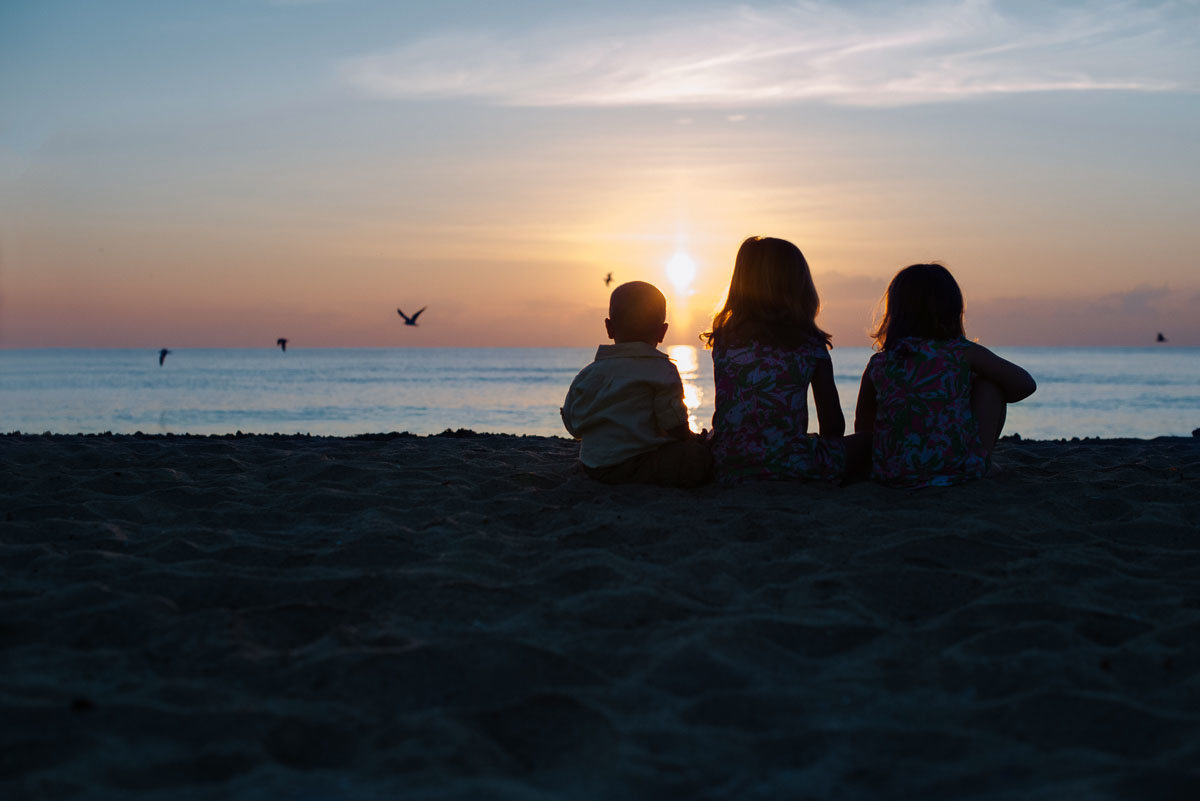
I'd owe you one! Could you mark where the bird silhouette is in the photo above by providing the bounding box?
[277,338,288,352]
[604,272,613,287]
[159,348,171,366]
[1157,332,1167,343]
[397,307,426,326]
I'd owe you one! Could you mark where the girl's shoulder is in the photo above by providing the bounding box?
[717,338,830,360]
[871,338,972,377]
[886,336,972,356]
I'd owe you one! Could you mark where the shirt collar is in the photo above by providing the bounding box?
[595,342,670,361]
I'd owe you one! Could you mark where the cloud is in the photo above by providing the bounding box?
[1105,283,1170,313]
[340,0,1196,108]
[964,282,1199,345]
[821,271,889,300]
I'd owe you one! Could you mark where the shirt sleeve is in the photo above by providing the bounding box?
[652,367,690,431]
[561,379,582,439]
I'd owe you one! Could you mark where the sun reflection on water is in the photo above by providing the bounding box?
[668,344,703,433]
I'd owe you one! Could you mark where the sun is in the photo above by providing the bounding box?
[665,251,696,295]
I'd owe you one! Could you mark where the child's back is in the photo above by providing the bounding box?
[864,336,987,487]
[562,341,688,469]
[711,338,845,481]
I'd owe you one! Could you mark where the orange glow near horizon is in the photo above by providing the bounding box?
[3,96,1198,348]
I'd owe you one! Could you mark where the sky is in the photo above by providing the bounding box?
[2,0,1198,348]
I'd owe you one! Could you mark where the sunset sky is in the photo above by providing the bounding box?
[3,0,1198,348]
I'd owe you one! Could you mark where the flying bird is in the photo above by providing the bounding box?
[604,272,613,287]
[1156,332,1167,343]
[397,307,426,326]
[277,338,288,352]
[159,348,171,366]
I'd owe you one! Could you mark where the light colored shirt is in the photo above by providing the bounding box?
[561,342,690,468]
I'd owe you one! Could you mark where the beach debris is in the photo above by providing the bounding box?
[277,338,288,352]
[1157,332,1167,342]
[397,307,426,326]
[158,348,171,366]
[604,272,613,287]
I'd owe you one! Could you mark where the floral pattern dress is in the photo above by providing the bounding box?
[865,337,987,488]
[710,340,846,482]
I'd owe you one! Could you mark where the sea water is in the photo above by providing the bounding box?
[1,347,1197,440]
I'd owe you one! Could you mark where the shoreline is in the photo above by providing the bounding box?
[3,433,1198,798]
[4,429,1197,440]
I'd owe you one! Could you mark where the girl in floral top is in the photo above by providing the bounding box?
[854,264,1036,488]
[703,236,866,482]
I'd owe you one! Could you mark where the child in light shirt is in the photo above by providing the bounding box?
[562,281,712,487]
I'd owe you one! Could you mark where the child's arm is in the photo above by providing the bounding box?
[853,368,876,435]
[966,344,1037,402]
[664,424,694,441]
[810,359,845,438]
[654,375,694,440]
[560,406,581,439]
[560,374,587,439]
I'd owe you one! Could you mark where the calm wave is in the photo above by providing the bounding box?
[1,347,1197,439]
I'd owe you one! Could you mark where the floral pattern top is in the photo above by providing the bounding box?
[865,336,987,488]
[710,340,846,482]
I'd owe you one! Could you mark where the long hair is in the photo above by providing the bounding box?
[701,236,832,349]
[871,263,965,350]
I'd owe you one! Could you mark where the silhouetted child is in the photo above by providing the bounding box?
[562,281,712,487]
[854,263,1036,487]
[703,236,866,482]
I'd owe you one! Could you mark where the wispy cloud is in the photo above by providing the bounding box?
[340,0,1196,107]
[967,282,1198,345]
[1106,283,1171,314]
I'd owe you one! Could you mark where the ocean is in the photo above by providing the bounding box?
[1,347,1197,440]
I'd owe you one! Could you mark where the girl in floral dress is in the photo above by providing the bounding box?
[703,236,866,482]
[854,264,1036,488]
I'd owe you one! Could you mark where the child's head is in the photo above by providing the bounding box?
[871,263,965,350]
[605,281,668,344]
[703,236,831,349]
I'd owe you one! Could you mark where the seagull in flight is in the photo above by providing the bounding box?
[604,272,613,287]
[277,338,288,352]
[159,348,171,366]
[397,307,426,326]
[1157,332,1167,343]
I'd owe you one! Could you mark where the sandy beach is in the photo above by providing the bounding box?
[2,431,1198,800]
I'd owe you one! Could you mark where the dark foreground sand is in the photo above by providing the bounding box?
[2,432,1199,800]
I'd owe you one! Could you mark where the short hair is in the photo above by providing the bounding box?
[871,263,965,350]
[608,281,667,341]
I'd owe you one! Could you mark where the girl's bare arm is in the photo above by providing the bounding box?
[854,369,876,435]
[811,359,845,438]
[966,344,1037,402]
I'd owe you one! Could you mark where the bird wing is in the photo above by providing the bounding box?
[411,306,426,322]
[397,308,410,322]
